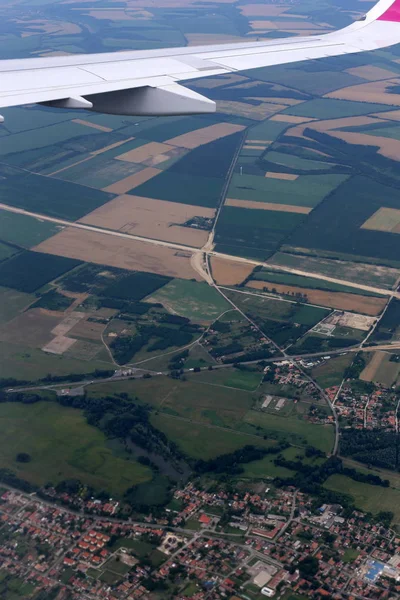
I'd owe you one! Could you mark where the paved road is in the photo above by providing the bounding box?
[1,201,398,300]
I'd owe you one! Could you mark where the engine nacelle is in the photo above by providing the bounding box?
[87,83,216,116]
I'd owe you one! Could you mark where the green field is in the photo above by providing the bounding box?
[150,413,273,460]
[324,474,400,524]
[225,289,328,326]
[0,241,18,262]
[89,373,256,429]
[228,173,346,207]
[132,171,224,208]
[0,164,114,221]
[0,251,80,293]
[0,402,151,495]
[0,209,61,248]
[241,446,301,479]
[0,287,34,324]
[0,341,114,380]
[285,99,394,118]
[188,368,263,391]
[243,410,334,454]
[268,252,400,290]
[147,279,230,322]
[265,150,336,172]
[311,354,354,389]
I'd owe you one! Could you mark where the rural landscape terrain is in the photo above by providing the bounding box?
[2,0,400,598]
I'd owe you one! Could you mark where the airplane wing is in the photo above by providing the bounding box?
[0,0,400,118]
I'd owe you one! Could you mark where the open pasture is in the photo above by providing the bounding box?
[242,409,334,454]
[81,195,214,248]
[311,353,353,389]
[360,351,400,386]
[146,279,230,322]
[33,228,200,280]
[150,413,272,460]
[0,308,61,348]
[0,402,151,495]
[0,287,35,324]
[324,474,400,524]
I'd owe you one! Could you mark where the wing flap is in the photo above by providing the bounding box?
[0,0,400,115]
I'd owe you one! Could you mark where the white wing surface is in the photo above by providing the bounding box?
[1,0,400,117]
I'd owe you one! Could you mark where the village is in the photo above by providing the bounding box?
[1,477,400,600]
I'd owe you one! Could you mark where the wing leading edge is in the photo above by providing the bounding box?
[1,0,400,117]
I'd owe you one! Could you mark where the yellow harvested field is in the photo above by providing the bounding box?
[329,130,400,161]
[360,351,386,382]
[102,167,162,194]
[211,256,254,286]
[371,108,400,121]
[244,145,269,150]
[225,199,311,213]
[271,114,316,124]
[72,119,113,132]
[80,195,213,248]
[247,140,273,144]
[85,9,137,19]
[191,74,245,89]
[361,207,400,233]
[33,228,200,280]
[92,138,136,156]
[165,123,245,149]
[326,79,400,105]
[68,318,106,341]
[42,336,76,355]
[247,281,387,316]
[265,172,299,181]
[240,5,289,16]
[346,65,398,81]
[186,33,245,45]
[115,141,174,163]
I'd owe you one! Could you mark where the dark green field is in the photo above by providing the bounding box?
[0,251,81,292]
[0,164,114,221]
[215,206,305,259]
[289,176,400,263]
[131,171,224,208]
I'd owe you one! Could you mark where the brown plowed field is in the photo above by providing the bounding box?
[211,256,254,285]
[33,228,201,280]
[225,198,310,213]
[247,281,387,315]
[165,123,245,148]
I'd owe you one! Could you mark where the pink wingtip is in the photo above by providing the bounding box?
[378,0,400,22]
